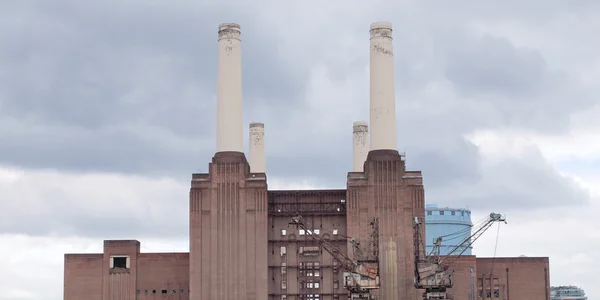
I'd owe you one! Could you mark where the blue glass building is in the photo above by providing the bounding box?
[425,204,473,256]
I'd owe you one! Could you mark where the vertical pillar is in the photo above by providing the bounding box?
[217,23,243,153]
[249,122,266,173]
[352,121,369,172]
[369,22,397,151]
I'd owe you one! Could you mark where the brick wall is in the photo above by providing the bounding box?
[63,240,190,300]
[64,254,103,300]
[476,257,550,300]
[136,253,189,299]
[446,255,478,300]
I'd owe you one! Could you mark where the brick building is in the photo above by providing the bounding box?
[64,22,551,300]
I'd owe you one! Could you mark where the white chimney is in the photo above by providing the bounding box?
[353,121,369,172]
[369,22,397,151]
[249,122,265,173]
[216,23,243,153]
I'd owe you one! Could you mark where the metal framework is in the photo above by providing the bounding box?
[268,190,347,215]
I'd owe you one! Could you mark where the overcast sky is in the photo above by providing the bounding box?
[1,0,599,299]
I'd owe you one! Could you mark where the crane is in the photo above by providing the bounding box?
[413,212,507,300]
[290,215,380,300]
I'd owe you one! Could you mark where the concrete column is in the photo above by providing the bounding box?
[353,121,369,172]
[249,122,265,173]
[369,22,397,151]
[216,23,243,153]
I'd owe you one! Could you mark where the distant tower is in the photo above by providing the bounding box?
[188,23,268,300]
[425,204,473,256]
[352,121,369,172]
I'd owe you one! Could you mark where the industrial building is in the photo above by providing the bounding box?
[63,22,551,300]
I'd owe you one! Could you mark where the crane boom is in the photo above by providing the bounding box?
[414,212,507,300]
[290,215,380,299]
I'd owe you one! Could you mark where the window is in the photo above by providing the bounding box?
[299,246,320,256]
[305,280,319,289]
[440,210,445,215]
[299,229,306,235]
[493,288,500,297]
[281,229,287,236]
[161,290,167,294]
[334,281,339,289]
[451,210,455,215]
[281,262,287,274]
[281,296,287,300]
[332,229,338,235]
[313,229,320,235]
[110,256,129,269]
[280,246,287,256]
[281,281,287,290]
[427,211,432,215]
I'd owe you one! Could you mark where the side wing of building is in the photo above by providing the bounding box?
[64,240,189,299]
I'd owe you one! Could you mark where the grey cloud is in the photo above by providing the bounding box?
[442,34,554,97]
[426,144,593,211]
[1,0,598,240]
[0,170,191,239]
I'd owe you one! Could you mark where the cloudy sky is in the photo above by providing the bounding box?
[1,0,599,299]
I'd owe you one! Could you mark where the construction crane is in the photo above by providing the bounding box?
[290,215,380,300]
[413,212,507,300]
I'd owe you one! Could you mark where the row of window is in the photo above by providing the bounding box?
[426,210,469,216]
[478,288,500,298]
[136,289,186,294]
[281,229,339,236]
[280,280,321,289]
[281,294,341,300]
[279,245,323,256]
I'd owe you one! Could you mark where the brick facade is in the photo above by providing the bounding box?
[63,151,550,300]
[64,240,189,299]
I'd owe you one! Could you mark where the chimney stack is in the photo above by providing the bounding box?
[369,22,397,151]
[216,23,243,153]
[353,121,369,172]
[249,122,266,173]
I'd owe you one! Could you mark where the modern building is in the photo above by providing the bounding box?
[551,286,588,300]
[425,204,473,256]
[63,22,551,300]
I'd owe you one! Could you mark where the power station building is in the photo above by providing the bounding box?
[63,22,551,300]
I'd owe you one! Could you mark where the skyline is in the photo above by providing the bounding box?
[1,1,599,299]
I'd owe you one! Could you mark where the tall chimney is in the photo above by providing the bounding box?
[369,22,397,151]
[249,122,266,173]
[353,121,369,172]
[216,23,243,153]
